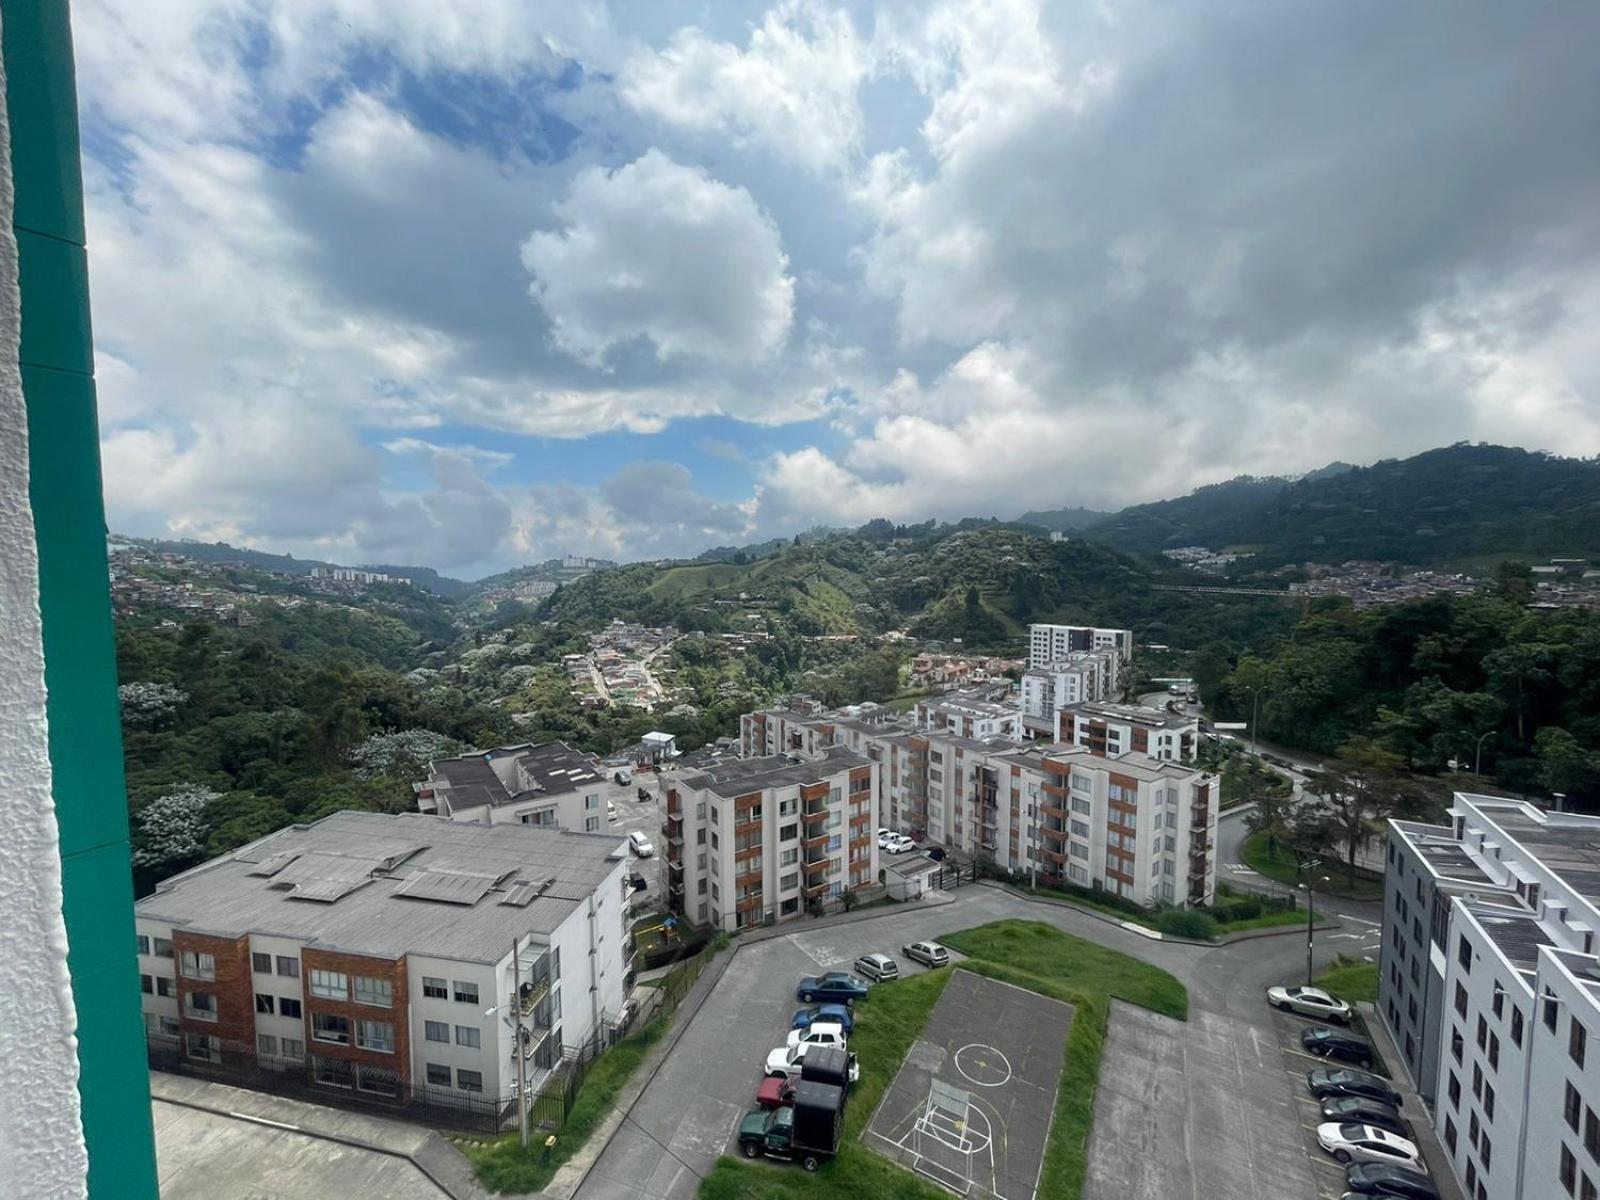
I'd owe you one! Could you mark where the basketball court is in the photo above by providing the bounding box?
[865,971,1074,1200]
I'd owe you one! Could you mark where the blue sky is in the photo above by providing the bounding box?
[72,0,1600,577]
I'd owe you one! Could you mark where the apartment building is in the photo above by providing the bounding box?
[1026,624,1132,671]
[661,747,878,932]
[1381,795,1600,1200]
[1019,652,1118,733]
[415,741,629,831]
[914,690,1021,742]
[135,812,629,1108]
[1056,701,1199,761]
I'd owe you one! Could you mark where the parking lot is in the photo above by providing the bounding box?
[603,779,662,908]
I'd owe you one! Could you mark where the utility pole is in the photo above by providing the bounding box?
[1473,729,1493,776]
[1301,856,1322,987]
[1250,687,1261,760]
[511,934,529,1150]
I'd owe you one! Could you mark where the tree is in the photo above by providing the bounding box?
[349,729,466,780]
[1491,560,1535,604]
[131,784,219,869]
[1534,727,1600,804]
[1483,642,1556,742]
[1299,741,1431,883]
[1244,767,1302,858]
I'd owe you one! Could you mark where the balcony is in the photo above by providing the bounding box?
[1037,846,1066,865]
[1039,801,1067,822]
[803,855,830,875]
[736,894,764,915]
[803,805,830,827]
[734,816,762,840]
[802,878,829,900]
[735,867,763,891]
[802,829,829,849]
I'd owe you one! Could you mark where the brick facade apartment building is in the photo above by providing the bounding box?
[136,812,629,1109]
[1381,794,1600,1200]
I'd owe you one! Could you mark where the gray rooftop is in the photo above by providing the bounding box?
[678,746,870,798]
[1465,900,1555,975]
[1486,807,1600,906]
[431,741,605,811]
[1391,820,1496,886]
[136,811,627,964]
[1064,701,1197,730]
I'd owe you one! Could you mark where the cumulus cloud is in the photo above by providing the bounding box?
[521,150,796,365]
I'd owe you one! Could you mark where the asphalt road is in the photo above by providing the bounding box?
[574,882,1361,1200]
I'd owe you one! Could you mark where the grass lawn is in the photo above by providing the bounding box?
[1316,954,1379,1003]
[1019,882,1309,940]
[700,919,1187,1200]
[1241,831,1385,901]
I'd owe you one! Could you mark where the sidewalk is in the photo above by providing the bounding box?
[1359,1003,1468,1200]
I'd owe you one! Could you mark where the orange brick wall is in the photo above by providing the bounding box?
[301,947,411,1078]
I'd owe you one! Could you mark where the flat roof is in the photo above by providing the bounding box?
[1482,806,1600,906]
[1464,899,1554,975]
[135,811,626,963]
[1390,820,1496,886]
[677,746,870,798]
[430,741,605,811]
[1063,701,1197,730]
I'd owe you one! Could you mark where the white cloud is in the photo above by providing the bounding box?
[521,150,796,366]
[620,0,868,173]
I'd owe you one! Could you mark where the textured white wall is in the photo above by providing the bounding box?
[0,24,91,1197]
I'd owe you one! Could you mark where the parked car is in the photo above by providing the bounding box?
[790,1004,854,1034]
[607,801,618,822]
[1302,1026,1376,1069]
[1306,1069,1403,1108]
[628,830,654,857]
[883,834,915,854]
[755,1075,797,1110]
[1343,1161,1440,1198]
[626,871,648,893]
[737,1084,842,1171]
[902,941,950,967]
[926,846,947,862]
[854,953,899,981]
[1316,1123,1423,1170]
[1268,984,1353,1023]
[613,768,633,785]
[1320,1096,1408,1136]
[876,828,893,846]
[766,1042,861,1082]
[786,1022,847,1052]
[796,972,870,1004]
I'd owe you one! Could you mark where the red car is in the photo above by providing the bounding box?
[756,1075,797,1109]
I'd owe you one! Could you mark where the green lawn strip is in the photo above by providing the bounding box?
[1241,831,1385,900]
[467,1017,666,1193]
[1216,908,1312,934]
[1316,954,1379,1003]
[1017,883,1306,941]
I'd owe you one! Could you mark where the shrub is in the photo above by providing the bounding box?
[1156,910,1218,939]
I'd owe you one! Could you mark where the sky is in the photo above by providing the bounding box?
[74,0,1600,578]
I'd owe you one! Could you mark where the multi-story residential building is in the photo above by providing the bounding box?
[914,690,1021,742]
[1019,652,1119,733]
[1056,701,1199,761]
[1381,794,1600,1200]
[660,748,878,932]
[415,741,628,831]
[135,812,629,1109]
[1026,624,1132,671]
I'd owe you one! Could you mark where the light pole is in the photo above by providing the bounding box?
[486,934,530,1150]
[1470,730,1493,776]
[1298,856,1325,987]
[1248,687,1262,760]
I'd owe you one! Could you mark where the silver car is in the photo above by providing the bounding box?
[1267,984,1352,1023]
[901,941,949,968]
[854,953,899,981]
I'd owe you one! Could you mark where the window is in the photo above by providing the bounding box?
[1477,1015,1487,1049]
[1480,1135,1491,1171]
[257,1034,278,1058]
[280,997,302,1019]
[1564,1145,1578,1195]
[780,824,797,842]
[1484,1082,1495,1121]
[1548,989,1562,1032]
[356,1020,394,1053]
[314,1057,354,1089]
[1586,1107,1599,1160]
[1493,984,1505,1019]
[180,950,216,981]
[1489,1032,1500,1070]
[1472,1063,1482,1098]
[357,1065,400,1097]
[457,1069,483,1093]
[312,1013,351,1045]
[159,1016,180,1036]
[184,992,217,1022]
[426,1063,452,1087]
[1574,1019,1589,1068]
[255,993,275,1015]
[585,816,599,831]
[422,976,448,1000]
[185,1033,220,1063]
[1445,1116,1457,1153]
[780,848,798,867]
[137,935,150,956]
[1455,982,1469,1017]
[1458,934,1472,971]
[1584,1174,1598,1200]
[252,952,272,974]
[1451,1027,1464,1064]
[1513,1006,1525,1046]
[1448,1072,1461,1108]
[156,977,175,998]
[780,872,798,891]
[1570,1083,1584,1132]
[140,974,153,995]
[281,1038,303,1059]
[455,1025,481,1049]
[309,969,348,1000]
[353,976,393,1008]
[153,937,173,958]
[425,1020,449,1043]
[453,980,479,1005]
[276,955,299,978]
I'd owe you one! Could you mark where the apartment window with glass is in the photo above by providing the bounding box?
[356,1020,394,1053]
[312,1013,351,1045]
[257,1034,278,1058]
[309,969,348,1000]
[252,951,272,974]
[1548,989,1563,1032]
[422,976,448,1000]
[276,955,299,978]
[452,980,479,1005]
[456,1025,481,1049]
[185,1033,221,1063]
[185,991,217,1022]
[1586,1107,1600,1160]
[1513,1006,1525,1046]
[281,1038,303,1059]
[426,1063,452,1087]
[153,937,174,958]
[457,1069,484,1093]
[353,976,393,1008]
[136,934,150,956]
[1564,1146,1578,1195]
[1448,1072,1461,1108]
[1567,1084,1582,1132]
[180,950,216,981]
[280,997,302,1019]
[425,1020,449,1043]
[1456,982,1469,1017]
[156,976,175,998]
[1573,1018,1589,1068]
[255,993,275,1015]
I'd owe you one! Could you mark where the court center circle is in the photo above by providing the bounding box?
[954,1043,1012,1087]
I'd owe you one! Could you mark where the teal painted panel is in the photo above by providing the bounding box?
[17,228,93,373]
[69,961,160,1200]
[22,365,130,859]
[0,0,84,242]
[60,841,142,979]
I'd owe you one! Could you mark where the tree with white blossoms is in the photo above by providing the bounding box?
[118,681,189,727]
[131,784,219,868]
[348,729,465,781]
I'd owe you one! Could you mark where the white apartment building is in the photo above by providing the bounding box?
[914,691,1021,742]
[1381,795,1600,1200]
[1019,652,1118,731]
[1057,701,1199,761]
[661,747,878,932]
[135,812,629,1109]
[415,741,632,831]
[1026,624,1132,671]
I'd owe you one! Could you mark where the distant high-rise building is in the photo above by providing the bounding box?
[1027,624,1133,671]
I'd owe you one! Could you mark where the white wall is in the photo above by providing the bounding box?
[407,953,501,1096]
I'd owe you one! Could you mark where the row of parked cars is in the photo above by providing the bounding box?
[1268,983,1441,1200]
[736,944,952,1171]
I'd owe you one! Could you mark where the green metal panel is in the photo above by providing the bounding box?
[4,1,160,1196]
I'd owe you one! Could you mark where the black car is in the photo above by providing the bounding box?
[1320,1095,1408,1136]
[1344,1161,1439,1199]
[1306,1069,1403,1108]
[1302,1026,1376,1069]
[627,872,648,892]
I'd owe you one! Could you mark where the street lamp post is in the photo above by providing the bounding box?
[1299,856,1324,987]
[1472,730,1493,776]
[486,936,531,1150]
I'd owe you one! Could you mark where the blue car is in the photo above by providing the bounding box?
[790,1003,855,1033]
[795,972,870,1004]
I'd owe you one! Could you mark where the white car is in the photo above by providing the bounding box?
[876,828,893,846]
[628,830,654,857]
[1267,984,1353,1023]
[785,1021,847,1051]
[1315,1122,1424,1170]
[883,834,915,854]
[607,802,618,822]
[765,1042,860,1082]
